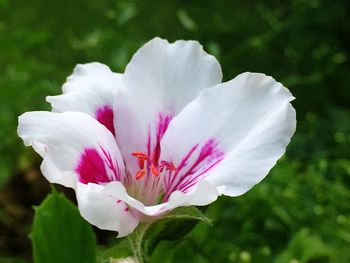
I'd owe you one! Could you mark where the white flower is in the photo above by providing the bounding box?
[18,38,296,237]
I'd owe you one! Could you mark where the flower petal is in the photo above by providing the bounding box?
[17,111,124,188]
[76,182,139,237]
[115,38,222,173]
[76,179,218,225]
[160,72,296,196]
[47,63,123,135]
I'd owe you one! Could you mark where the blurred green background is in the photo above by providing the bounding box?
[1,0,350,262]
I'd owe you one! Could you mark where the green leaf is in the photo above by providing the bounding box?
[128,206,211,263]
[97,239,132,263]
[31,190,97,263]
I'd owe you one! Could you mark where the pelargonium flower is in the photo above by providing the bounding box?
[18,38,296,237]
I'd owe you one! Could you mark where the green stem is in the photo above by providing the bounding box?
[127,223,151,263]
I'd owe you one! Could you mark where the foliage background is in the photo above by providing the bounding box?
[0,0,349,262]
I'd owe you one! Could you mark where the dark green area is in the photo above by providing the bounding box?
[128,206,211,263]
[0,0,349,262]
[31,191,96,263]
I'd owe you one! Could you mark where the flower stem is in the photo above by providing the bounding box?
[127,223,151,263]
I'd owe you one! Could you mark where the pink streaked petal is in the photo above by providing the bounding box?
[96,106,115,136]
[76,148,109,184]
[145,113,172,175]
[76,147,121,184]
[160,72,296,197]
[124,113,173,203]
[114,38,222,175]
[18,111,125,189]
[163,138,224,200]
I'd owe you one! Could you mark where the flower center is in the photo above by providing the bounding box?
[131,151,177,180]
[123,152,177,205]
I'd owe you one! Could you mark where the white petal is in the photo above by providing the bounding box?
[47,63,123,135]
[77,180,218,224]
[76,182,139,237]
[160,72,296,196]
[17,111,124,188]
[115,37,222,173]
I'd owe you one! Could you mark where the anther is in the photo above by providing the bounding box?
[150,164,160,177]
[160,160,177,171]
[132,151,150,160]
[132,151,176,179]
[138,158,145,169]
[136,170,146,180]
[132,151,150,169]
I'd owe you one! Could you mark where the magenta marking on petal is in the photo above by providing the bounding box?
[156,114,172,141]
[180,158,223,193]
[76,148,111,184]
[76,147,121,184]
[143,113,173,188]
[100,146,121,181]
[152,114,172,165]
[164,139,224,200]
[146,128,151,157]
[96,106,115,136]
[164,144,199,189]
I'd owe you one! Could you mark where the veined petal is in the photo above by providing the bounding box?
[76,180,218,228]
[160,73,296,196]
[47,63,123,135]
[17,111,124,188]
[115,37,222,173]
[76,182,139,237]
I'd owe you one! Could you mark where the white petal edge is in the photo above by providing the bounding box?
[159,72,296,197]
[76,182,139,237]
[213,103,296,196]
[17,111,124,188]
[122,37,222,113]
[47,62,123,116]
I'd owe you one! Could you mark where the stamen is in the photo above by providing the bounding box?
[160,160,177,171]
[136,170,146,180]
[132,151,150,160]
[138,158,145,169]
[131,151,176,179]
[150,164,160,177]
[132,151,150,169]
